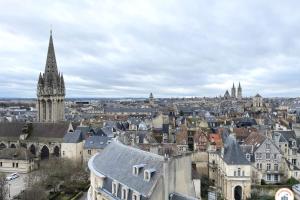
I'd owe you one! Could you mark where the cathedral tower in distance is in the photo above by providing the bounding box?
[37,31,65,122]
[231,83,236,98]
[237,82,242,100]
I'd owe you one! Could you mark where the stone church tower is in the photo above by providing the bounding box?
[37,31,65,122]
[231,83,236,99]
[237,82,242,100]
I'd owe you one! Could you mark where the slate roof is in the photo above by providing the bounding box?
[223,134,250,165]
[0,122,71,139]
[84,136,110,149]
[244,132,266,152]
[90,141,164,197]
[0,148,35,160]
[169,193,198,200]
[63,130,83,143]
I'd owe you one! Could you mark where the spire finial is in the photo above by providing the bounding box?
[50,24,53,36]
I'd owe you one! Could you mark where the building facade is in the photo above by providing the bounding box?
[88,141,198,200]
[37,31,65,122]
[209,134,251,200]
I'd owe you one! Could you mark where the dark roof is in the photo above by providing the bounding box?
[169,193,198,200]
[223,134,250,165]
[84,136,110,149]
[0,122,71,139]
[63,130,83,143]
[90,141,164,197]
[0,148,35,160]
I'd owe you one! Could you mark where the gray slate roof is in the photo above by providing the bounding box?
[0,122,72,139]
[84,136,110,149]
[63,130,83,143]
[223,134,250,165]
[169,193,198,200]
[91,141,164,197]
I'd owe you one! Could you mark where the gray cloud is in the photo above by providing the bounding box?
[1,0,300,98]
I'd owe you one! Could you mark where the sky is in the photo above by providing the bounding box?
[1,0,300,98]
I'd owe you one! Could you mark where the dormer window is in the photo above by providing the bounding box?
[144,169,156,181]
[121,186,128,200]
[132,192,140,200]
[112,181,119,196]
[132,164,146,176]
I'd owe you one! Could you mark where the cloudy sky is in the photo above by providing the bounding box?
[1,0,300,98]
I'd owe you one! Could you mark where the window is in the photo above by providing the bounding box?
[62,151,65,156]
[12,162,15,167]
[238,168,241,176]
[132,192,140,200]
[88,150,91,155]
[144,171,150,181]
[260,163,262,169]
[267,174,271,181]
[274,174,279,182]
[133,166,139,175]
[121,187,128,200]
[266,153,270,159]
[274,164,279,171]
[242,171,245,176]
[234,171,236,176]
[292,159,297,166]
[266,143,270,150]
[0,162,2,167]
[256,153,261,159]
[256,163,259,169]
[267,163,271,171]
[144,169,155,181]
[274,154,277,159]
[112,182,118,196]
[16,163,18,168]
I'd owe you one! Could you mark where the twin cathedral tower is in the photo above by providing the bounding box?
[36,31,65,122]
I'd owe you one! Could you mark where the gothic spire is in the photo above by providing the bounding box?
[232,83,235,88]
[38,72,43,84]
[45,30,58,75]
[238,82,241,88]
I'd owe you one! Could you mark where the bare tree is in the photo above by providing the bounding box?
[0,173,7,200]
[19,186,47,200]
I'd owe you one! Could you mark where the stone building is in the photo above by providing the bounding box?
[209,134,251,200]
[88,141,199,200]
[37,31,65,122]
[0,148,37,173]
[253,94,263,109]
[241,132,283,183]
[0,122,73,160]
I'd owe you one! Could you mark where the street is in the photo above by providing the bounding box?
[5,173,27,199]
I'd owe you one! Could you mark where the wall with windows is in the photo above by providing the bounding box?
[0,158,36,173]
[254,139,283,183]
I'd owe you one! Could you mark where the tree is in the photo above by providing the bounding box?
[19,186,47,200]
[39,158,88,192]
[0,173,7,200]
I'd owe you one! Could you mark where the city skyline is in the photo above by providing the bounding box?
[2,1,300,98]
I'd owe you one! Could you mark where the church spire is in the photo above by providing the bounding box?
[45,30,58,75]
